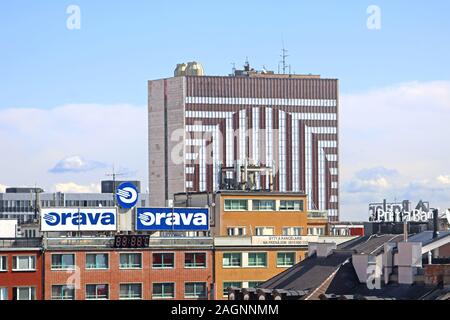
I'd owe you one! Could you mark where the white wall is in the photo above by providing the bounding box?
[0,219,17,237]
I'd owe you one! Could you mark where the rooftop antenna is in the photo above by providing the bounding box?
[244,57,250,71]
[105,164,126,207]
[280,38,289,74]
[231,62,236,74]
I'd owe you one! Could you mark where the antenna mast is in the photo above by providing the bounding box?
[105,165,126,207]
[280,40,289,75]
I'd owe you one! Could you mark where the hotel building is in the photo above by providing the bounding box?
[148,62,339,221]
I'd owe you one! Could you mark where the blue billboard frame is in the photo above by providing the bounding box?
[136,207,210,231]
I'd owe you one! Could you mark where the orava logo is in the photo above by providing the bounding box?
[43,210,115,226]
[116,182,138,209]
[137,208,208,230]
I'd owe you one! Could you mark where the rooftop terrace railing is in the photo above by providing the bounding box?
[307,211,328,219]
[44,236,214,248]
[0,237,42,248]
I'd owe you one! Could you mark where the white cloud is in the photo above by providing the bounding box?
[340,81,450,220]
[1,81,450,221]
[345,177,390,193]
[50,155,106,173]
[437,175,450,185]
[54,182,101,193]
[0,103,147,192]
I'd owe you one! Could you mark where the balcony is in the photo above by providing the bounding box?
[307,210,328,220]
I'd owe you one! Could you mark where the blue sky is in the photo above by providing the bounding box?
[1,0,450,108]
[1,1,450,220]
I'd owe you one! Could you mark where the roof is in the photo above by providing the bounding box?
[337,234,404,255]
[408,230,450,246]
[253,231,450,300]
[326,261,446,300]
[259,251,351,292]
[256,234,410,298]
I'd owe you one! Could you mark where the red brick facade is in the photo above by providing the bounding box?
[43,249,213,300]
[0,249,43,300]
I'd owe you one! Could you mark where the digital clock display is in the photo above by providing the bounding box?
[114,235,150,248]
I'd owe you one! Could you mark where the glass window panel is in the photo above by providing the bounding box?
[119,284,142,300]
[223,282,242,296]
[0,287,7,300]
[248,253,267,267]
[0,256,6,271]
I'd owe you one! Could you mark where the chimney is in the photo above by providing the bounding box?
[433,209,439,239]
[403,220,408,242]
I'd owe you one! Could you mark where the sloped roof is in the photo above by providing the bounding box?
[257,233,446,300]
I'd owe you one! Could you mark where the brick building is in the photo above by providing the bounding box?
[0,238,43,300]
[43,237,214,300]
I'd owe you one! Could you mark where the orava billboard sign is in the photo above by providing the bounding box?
[136,207,209,231]
[41,208,117,232]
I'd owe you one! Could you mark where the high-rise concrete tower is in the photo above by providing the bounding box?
[148,62,339,221]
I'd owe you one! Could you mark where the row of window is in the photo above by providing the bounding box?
[0,287,35,300]
[54,252,206,270]
[0,255,35,271]
[226,226,325,236]
[223,252,296,268]
[224,199,304,211]
[0,282,208,300]
[0,252,207,272]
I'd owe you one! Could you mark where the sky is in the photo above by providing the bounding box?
[0,1,450,221]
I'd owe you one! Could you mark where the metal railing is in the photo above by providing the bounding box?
[44,236,214,248]
[0,237,42,248]
[307,211,328,219]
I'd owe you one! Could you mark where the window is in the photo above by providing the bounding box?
[51,254,75,270]
[227,227,246,236]
[277,252,296,267]
[248,253,267,267]
[224,199,248,211]
[247,281,263,288]
[222,253,242,267]
[120,284,142,300]
[184,282,207,299]
[51,285,75,300]
[12,256,36,271]
[119,253,142,269]
[282,227,303,236]
[279,200,304,211]
[185,253,206,268]
[253,200,275,211]
[223,282,242,297]
[13,287,35,300]
[0,256,6,271]
[255,227,274,236]
[0,287,7,300]
[86,253,109,269]
[152,253,174,268]
[152,283,175,299]
[308,227,325,236]
[86,284,109,300]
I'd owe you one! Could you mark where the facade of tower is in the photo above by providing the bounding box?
[148,70,339,221]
